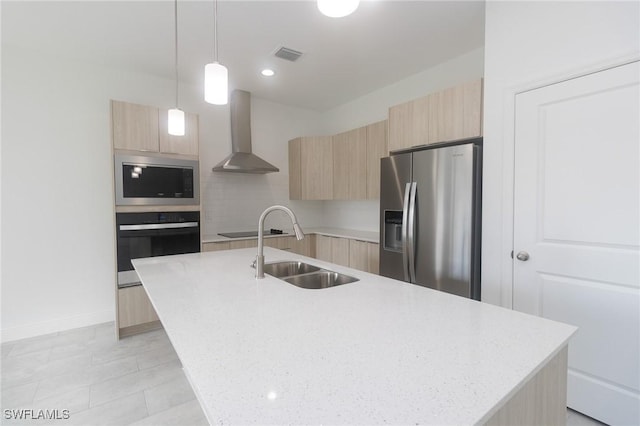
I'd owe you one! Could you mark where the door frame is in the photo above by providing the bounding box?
[481,52,640,309]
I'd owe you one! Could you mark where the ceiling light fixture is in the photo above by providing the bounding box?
[317,0,360,18]
[168,0,185,136]
[261,69,275,77]
[204,0,228,105]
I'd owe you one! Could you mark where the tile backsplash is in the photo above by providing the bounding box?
[201,172,324,237]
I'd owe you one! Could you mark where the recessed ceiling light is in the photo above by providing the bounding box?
[261,69,275,77]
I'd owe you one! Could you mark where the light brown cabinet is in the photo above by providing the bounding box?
[290,120,387,201]
[349,240,380,274]
[112,101,160,152]
[349,239,369,272]
[388,79,483,152]
[333,127,367,199]
[317,235,379,272]
[229,239,258,249]
[118,286,161,336]
[202,241,231,252]
[111,100,199,156]
[202,235,316,258]
[159,109,199,156]
[316,235,350,267]
[365,120,388,199]
[315,234,333,262]
[367,242,379,274]
[289,136,333,200]
[203,239,258,251]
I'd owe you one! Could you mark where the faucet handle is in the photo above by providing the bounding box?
[250,259,257,269]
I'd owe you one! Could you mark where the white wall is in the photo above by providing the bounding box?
[482,0,640,307]
[0,45,323,342]
[319,48,485,231]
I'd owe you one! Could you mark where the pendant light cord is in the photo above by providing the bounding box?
[214,0,219,62]
[174,0,179,108]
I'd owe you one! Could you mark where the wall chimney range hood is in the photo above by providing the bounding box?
[213,90,279,174]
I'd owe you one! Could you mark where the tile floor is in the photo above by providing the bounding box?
[1,323,207,425]
[1,322,606,425]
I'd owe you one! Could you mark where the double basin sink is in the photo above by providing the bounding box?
[263,261,359,289]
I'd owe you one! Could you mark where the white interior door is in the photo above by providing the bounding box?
[513,61,640,425]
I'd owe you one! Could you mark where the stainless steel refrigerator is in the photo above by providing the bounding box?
[379,138,482,300]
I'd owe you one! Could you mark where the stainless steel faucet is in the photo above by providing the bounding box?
[255,205,305,279]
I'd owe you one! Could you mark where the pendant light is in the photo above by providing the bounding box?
[168,0,185,136]
[317,0,360,18]
[204,0,228,105]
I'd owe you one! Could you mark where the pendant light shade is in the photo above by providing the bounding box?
[205,0,228,105]
[205,62,228,105]
[317,0,359,18]
[168,108,185,136]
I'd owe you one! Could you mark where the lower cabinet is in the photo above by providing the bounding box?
[349,240,379,274]
[316,235,350,267]
[118,286,161,337]
[202,235,316,258]
[202,241,230,252]
[203,234,378,273]
[317,235,379,273]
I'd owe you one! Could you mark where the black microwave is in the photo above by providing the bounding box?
[114,153,199,206]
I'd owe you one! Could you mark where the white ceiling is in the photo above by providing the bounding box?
[1,1,485,111]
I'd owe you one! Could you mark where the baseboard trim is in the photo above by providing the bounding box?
[1,309,115,343]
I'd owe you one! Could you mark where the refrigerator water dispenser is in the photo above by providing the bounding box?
[383,210,403,252]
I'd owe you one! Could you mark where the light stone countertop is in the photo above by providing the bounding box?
[202,227,379,244]
[133,248,576,425]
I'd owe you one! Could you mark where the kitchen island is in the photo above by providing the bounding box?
[133,248,576,425]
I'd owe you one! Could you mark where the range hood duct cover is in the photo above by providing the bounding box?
[212,90,279,174]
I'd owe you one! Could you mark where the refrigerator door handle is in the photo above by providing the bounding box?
[408,182,417,283]
[401,182,412,282]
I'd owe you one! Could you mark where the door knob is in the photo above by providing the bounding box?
[516,251,530,261]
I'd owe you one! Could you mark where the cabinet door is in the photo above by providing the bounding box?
[290,234,315,257]
[331,237,350,267]
[159,110,199,155]
[333,128,367,200]
[367,242,379,274]
[118,286,159,328]
[366,120,388,199]
[301,136,333,200]
[264,236,295,251]
[429,79,483,144]
[289,138,302,200]
[315,235,333,262]
[388,95,429,153]
[229,239,258,249]
[349,240,369,272]
[462,78,483,138]
[349,240,380,273]
[112,100,160,152]
[202,242,230,252]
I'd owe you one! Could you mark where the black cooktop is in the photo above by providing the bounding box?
[218,229,286,238]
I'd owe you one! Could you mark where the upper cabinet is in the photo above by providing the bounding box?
[158,109,199,156]
[289,136,333,200]
[388,78,483,152]
[333,127,367,200]
[112,101,160,152]
[289,120,387,201]
[111,100,199,156]
[365,120,388,199]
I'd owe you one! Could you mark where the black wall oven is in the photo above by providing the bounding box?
[114,153,199,206]
[116,211,200,288]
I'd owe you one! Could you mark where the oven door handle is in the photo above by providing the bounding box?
[119,222,199,231]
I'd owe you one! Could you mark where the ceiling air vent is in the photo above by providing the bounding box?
[274,46,303,62]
